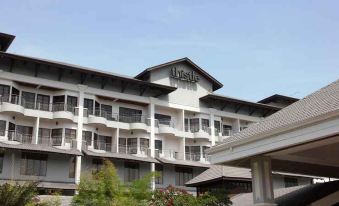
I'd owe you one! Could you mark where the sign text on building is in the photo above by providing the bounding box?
[170,67,199,83]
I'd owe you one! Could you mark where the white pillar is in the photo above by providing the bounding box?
[234,119,241,133]
[148,98,155,190]
[251,156,276,206]
[33,117,40,144]
[75,85,86,186]
[210,111,215,146]
[114,128,119,153]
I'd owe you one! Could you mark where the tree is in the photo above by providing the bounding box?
[0,182,37,206]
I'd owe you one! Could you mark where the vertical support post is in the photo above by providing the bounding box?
[33,117,40,144]
[234,119,241,133]
[5,121,9,140]
[210,110,215,146]
[251,156,276,206]
[114,128,119,153]
[75,85,87,186]
[148,98,155,190]
[11,152,15,180]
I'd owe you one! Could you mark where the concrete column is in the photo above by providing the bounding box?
[114,128,119,153]
[75,85,86,186]
[251,156,276,206]
[4,121,9,140]
[234,119,241,133]
[210,111,215,146]
[33,117,40,144]
[137,137,141,154]
[200,145,204,162]
[179,137,186,160]
[148,98,155,190]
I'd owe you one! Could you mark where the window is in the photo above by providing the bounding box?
[140,138,149,154]
[125,162,139,182]
[101,104,113,120]
[38,128,51,145]
[214,120,221,134]
[185,146,200,161]
[82,131,92,146]
[36,94,50,111]
[0,120,6,136]
[52,95,65,111]
[92,158,103,173]
[240,126,248,131]
[16,125,33,144]
[202,119,210,133]
[11,87,19,104]
[189,118,199,133]
[65,129,76,145]
[94,134,111,151]
[119,138,127,153]
[155,164,163,185]
[222,125,232,136]
[175,167,193,186]
[155,140,162,154]
[155,113,171,125]
[0,84,10,102]
[21,91,36,109]
[20,152,47,176]
[51,129,63,146]
[284,177,298,188]
[66,96,77,112]
[84,99,94,115]
[202,146,210,159]
[127,138,137,154]
[119,107,142,123]
[0,152,4,173]
[69,156,76,178]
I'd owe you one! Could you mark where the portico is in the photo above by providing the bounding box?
[208,79,339,205]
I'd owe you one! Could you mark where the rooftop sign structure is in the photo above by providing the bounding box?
[170,67,200,83]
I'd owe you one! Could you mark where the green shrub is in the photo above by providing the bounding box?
[0,182,37,206]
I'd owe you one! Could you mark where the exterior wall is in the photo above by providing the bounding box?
[272,175,311,189]
[0,150,75,183]
[149,62,213,108]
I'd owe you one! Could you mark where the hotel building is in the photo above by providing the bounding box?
[0,33,306,195]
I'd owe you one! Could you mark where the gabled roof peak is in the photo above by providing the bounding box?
[135,57,223,91]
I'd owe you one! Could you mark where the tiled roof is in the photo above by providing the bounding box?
[0,142,82,156]
[210,79,339,151]
[275,180,339,206]
[83,148,159,164]
[231,185,305,206]
[156,158,211,168]
[185,165,251,186]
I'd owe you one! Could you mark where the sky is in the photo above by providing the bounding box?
[2,0,339,101]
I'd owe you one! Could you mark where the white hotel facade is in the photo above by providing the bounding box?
[0,33,300,195]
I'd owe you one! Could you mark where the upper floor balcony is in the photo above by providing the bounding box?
[155,149,210,164]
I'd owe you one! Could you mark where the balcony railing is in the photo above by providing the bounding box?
[157,119,175,128]
[222,129,233,136]
[93,140,112,152]
[52,103,75,113]
[119,114,146,123]
[118,145,138,154]
[94,108,118,121]
[185,152,201,161]
[7,130,32,144]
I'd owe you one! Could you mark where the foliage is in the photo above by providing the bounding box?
[0,182,37,206]
[33,194,62,206]
[72,159,156,206]
[150,185,232,206]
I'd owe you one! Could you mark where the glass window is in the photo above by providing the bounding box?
[65,129,76,145]
[37,94,50,111]
[119,138,127,153]
[11,87,19,104]
[51,129,63,146]
[66,96,77,112]
[38,128,51,145]
[16,125,33,144]
[21,91,36,109]
[214,120,221,134]
[202,119,210,133]
[189,118,199,133]
[92,158,103,174]
[140,138,149,154]
[82,131,92,146]
[52,95,65,111]
[127,138,137,154]
[101,104,113,120]
[185,146,200,161]
[155,113,171,125]
[222,125,232,136]
[155,164,163,185]
[69,156,76,178]
[20,152,48,176]
[84,98,94,115]
[95,101,100,116]
[0,152,4,173]
[175,167,193,186]
[124,162,139,182]
[284,177,298,187]
[119,107,142,123]
[155,140,162,153]
[184,118,189,132]
[0,120,6,136]
[0,84,10,102]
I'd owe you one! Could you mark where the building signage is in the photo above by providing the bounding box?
[170,67,200,83]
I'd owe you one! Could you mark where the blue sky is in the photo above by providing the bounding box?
[2,0,339,101]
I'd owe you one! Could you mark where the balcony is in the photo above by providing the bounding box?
[155,149,210,163]
[157,119,176,135]
[3,132,77,150]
